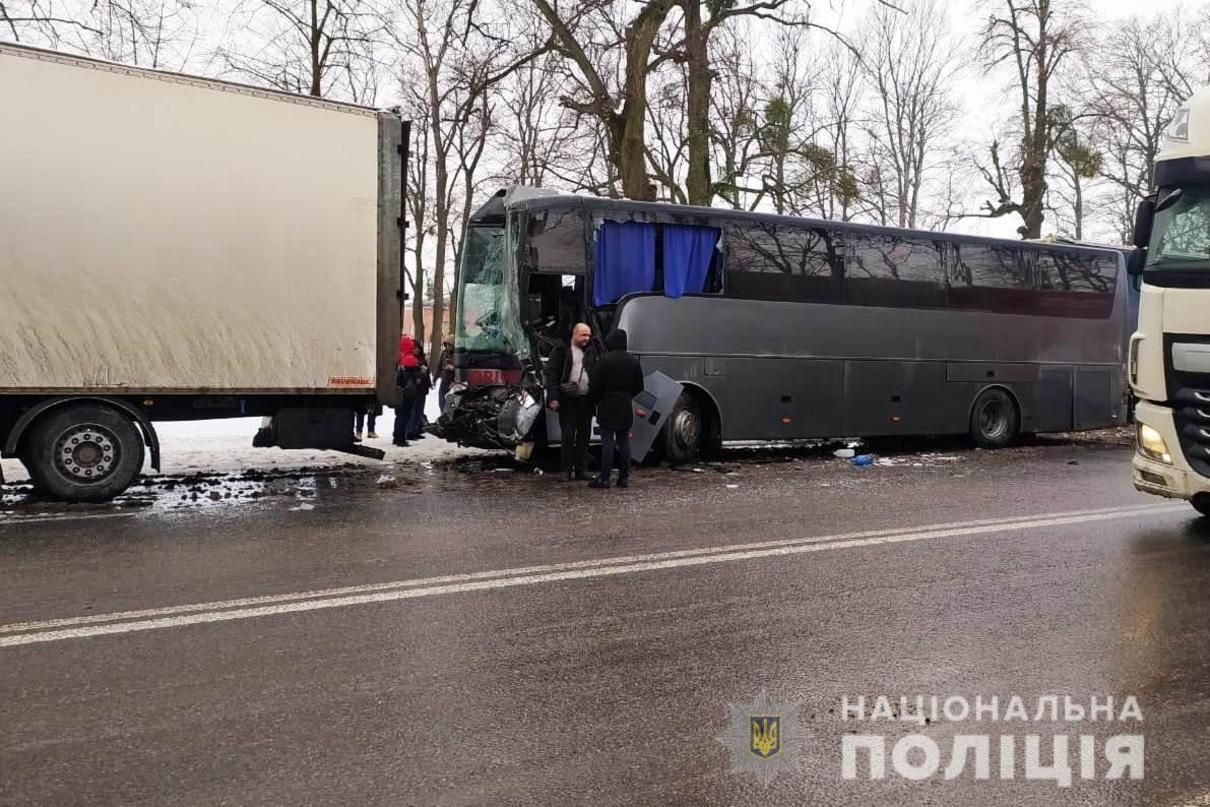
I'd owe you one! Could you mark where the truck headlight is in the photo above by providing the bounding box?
[1138,423,1173,464]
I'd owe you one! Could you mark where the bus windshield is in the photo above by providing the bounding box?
[453,223,528,358]
[1147,188,1210,273]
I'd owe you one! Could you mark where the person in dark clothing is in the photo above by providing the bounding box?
[434,339,455,407]
[588,329,644,489]
[545,322,598,481]
[393,333,424,447]
[354,404,380,440]
[407,344,431,440]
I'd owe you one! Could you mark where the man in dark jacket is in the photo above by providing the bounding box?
[588,329,644,489]
[545,322,598,480]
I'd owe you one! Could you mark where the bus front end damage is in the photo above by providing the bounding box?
[435,380,544,450]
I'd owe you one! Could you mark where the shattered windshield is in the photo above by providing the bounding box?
[1147,188,1210,272]
[454,223,529,358]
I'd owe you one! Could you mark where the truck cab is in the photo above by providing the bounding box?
[1129,88,1210,516]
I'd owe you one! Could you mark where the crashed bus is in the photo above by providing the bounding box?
[436,187,1129,462]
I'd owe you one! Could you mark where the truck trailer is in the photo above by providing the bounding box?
[0,43,406,502]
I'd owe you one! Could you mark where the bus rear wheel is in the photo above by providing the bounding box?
[969,388,1018,449]
[1192,494,1210,518]
[663,393,703,465]
[24,403,145,502]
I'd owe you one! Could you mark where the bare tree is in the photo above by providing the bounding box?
[1081,12,1208,240]
[1048,105,1101,239]
[528,0,677,201]
[976,0,1085,238]
[860,0,961,229]
[707,23,765,209]
[395,0,546,360]
[2,0,199,67]
[495,49,582,187]
[218,0,382,101]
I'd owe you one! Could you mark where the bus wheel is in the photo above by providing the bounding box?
[664,393,703,464]
[969,388,1018,449]
[24,404,145,503]
[1192,494,1210,518]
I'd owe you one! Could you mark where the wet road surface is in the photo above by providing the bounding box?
[2,433,1209,806]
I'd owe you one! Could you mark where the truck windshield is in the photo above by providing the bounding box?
[454,223,529,358]
[1148,188,1210,273]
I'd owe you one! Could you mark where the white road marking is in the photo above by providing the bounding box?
[0,511,140,527]
[0,502,1185,648]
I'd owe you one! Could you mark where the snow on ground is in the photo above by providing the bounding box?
[0,395,493,483]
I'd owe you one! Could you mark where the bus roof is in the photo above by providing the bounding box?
[487,185,1127,259]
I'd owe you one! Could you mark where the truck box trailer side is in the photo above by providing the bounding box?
[0,43,405,501]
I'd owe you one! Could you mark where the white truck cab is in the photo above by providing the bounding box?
[1129,87,1210,516]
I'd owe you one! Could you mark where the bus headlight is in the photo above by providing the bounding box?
[1138,423,1173,464]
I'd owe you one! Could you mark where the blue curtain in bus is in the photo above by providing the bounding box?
[663,225,718,299]
[592,220,656,306]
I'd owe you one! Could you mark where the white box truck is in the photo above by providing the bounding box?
[0,43,407,502]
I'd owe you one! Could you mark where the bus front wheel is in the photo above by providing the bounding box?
[969,388,1019,449]
[663,394,703,465]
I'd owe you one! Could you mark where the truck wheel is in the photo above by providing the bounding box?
[969,388,1018,449]
[24,404,145,502]
[663,394,702,465]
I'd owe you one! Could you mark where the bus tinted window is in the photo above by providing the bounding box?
[1032,251,1116,317]
[526,208,586,274]
[846,235,945,308]
[725,221,841,302]
[1035,252,1115,293]
[948,244,1029,313]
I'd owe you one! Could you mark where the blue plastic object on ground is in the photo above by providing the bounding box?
[851,454,874,467]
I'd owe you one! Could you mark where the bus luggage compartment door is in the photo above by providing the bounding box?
[629,372,686,463]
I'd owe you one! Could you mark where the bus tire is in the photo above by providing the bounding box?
[1192,495,1210,518]
[969,387,1018,449]
[663,393,703,465]
[24,403,145,503]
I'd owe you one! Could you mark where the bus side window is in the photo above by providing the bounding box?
[846,234,945,308]
[724,221,790,301]
[1033,251,1116,318]
[948,243,1028,314]
[528,208,587,275]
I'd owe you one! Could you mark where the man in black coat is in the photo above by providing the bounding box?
[545,322,598,480]
[588,329,644,489]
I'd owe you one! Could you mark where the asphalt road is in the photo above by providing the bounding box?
[2,433,1209,806]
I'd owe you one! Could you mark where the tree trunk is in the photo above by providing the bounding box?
[309,0,322,97]
[683,2,711,205]
[614,0,675,200]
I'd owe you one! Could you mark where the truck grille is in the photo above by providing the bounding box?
[1174,387,1210,479]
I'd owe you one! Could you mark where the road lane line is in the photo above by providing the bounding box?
[0,502,1185,647]
[0,502,1171,635]
[0,512,140,527]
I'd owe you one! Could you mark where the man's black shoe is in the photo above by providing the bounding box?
[588,477,610,489]
[393,438,409,447]
[615,478,630,488]
[573,470,592,481]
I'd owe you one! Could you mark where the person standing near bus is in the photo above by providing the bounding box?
[588,329,644,489]
[546,322,598,481]
[434,338,455,406]
[393,333,423,447]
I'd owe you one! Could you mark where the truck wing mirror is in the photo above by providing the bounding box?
[1126,248,1146,277]
[1132,197,1155,249]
